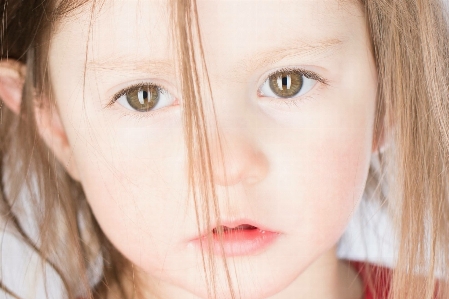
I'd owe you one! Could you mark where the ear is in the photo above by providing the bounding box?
[0,60,26,114]
[0,60,80,181]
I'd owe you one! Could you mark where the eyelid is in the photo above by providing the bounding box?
[262,67,328,87]
[105,82,166,109]
[257,66,329,101]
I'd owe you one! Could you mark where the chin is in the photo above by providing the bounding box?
[187,273,299,299]
[171,254,309,299]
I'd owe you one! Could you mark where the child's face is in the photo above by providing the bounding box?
[46,0,376,298]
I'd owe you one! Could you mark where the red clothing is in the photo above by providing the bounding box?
[350,261,391,299]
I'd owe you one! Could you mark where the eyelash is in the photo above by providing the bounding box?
[106,83,176,120]
[107,82,166,108]
[266,67,327,85]
[259,67,328,110]
[106,67,328,113]
[259,66,328,97]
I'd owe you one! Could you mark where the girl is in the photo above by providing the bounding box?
[0,0,448,298]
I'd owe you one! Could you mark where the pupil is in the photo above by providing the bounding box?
[142,91,148,101]
[282,76,288,87]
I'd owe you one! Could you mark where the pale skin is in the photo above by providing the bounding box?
[0,0,379,298]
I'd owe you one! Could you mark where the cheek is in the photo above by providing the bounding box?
[69,119,195,271]
[262,88,375,255]
[307,138,370,242]
[248,131,373,296]
[289,124,373,251]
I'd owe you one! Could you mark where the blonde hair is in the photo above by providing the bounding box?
[0,0,449,298]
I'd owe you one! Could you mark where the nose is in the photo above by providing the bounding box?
[210,132,269,186]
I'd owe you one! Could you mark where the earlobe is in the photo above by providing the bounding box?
[0,60,26,115]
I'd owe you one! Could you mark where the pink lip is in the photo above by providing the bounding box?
[190,220,280,257]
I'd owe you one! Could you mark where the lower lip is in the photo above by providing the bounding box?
[192,229,279,257]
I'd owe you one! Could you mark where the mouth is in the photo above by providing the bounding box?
[212,224,258,234]
[191,221,279,257]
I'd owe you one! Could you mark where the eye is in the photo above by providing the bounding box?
[112,83,175,112]
[259,68,324,99]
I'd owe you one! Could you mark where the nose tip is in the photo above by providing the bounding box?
[211,136,269,186]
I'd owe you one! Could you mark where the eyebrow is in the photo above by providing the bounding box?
[86,38,343,79]
[86,57,176,77]
[234,38,343,80]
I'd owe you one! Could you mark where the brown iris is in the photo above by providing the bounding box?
[125,85,160,112]
[268,71,303,98]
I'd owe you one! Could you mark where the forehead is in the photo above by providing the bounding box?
[53,0,365,47]
[50,0,367,86]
